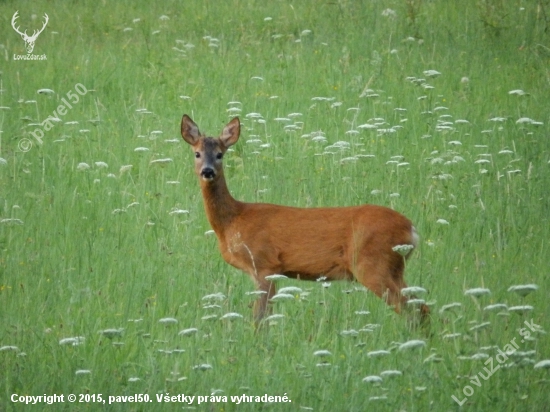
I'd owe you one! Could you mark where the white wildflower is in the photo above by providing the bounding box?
[202,293,226,301]
[401,286,427,296]
[369,396,388,401]
[0,346,19,351]
[516,117,535,124]
[311,135,327,143]
[484,303,508,311]
[277,286,303,295]
[469,353,490,360]
[507,284,538,297]
[439,302,462,314]
[100,328,124,338]
[193,364,213,371]
[340,330,359,337]
[169,208,189,215]
[534,360,550,369]
[423,70,441,78]
[470,322,491,332]
[424,353,443,363]
[59,337,85,346]
[464,288,491,297]
[265,274,288,281]
[313,350,332,357]
[150,158,173,165]
[381,8,396,18]
[264,314,285,321]
[119,165,133,174]
[0,218,24,225]
[220,312,243,320]
[380,370,402,377]
[357,123,377,130]
[178,328,198,336]
[398,340,426,351]
[392,244,414,256]
[158,317,178,324]
[362,375,383,383]
[270,293,295,301]
[508,305,534,313]
[355,310,370,315]
[367,350,391,358]
[37,88,55,95]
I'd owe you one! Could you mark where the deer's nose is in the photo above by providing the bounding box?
[201,167,216,180]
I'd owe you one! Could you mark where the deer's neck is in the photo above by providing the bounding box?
[200,174,242,235]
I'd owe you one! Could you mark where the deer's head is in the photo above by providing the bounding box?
[181,115,240,183]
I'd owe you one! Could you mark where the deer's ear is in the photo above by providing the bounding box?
[181,114,201,145]
[220,117,240,148]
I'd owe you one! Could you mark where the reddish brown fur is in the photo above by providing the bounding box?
[181,114,429,322]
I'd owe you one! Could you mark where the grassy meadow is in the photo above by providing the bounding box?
[1,0,550,410]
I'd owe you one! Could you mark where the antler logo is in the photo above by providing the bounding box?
[11,11,49,54]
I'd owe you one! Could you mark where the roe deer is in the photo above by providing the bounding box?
[181,114,429,322]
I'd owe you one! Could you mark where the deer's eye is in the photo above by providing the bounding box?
[216,153,223,160]
[195,152,201,158]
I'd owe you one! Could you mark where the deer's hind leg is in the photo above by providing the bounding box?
[353,252,416,313]
[355,253,431,322]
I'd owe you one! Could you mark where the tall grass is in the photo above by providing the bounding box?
[1,0,549,410]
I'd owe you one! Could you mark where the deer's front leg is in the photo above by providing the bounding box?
[253,279,276,323]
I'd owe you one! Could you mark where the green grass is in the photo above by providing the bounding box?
[1,0,550,410]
